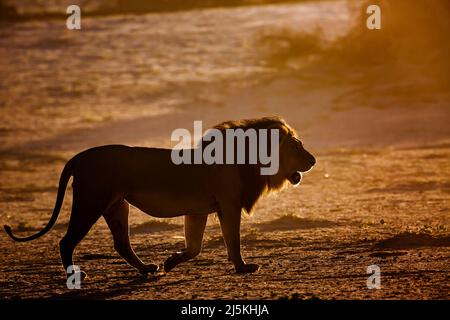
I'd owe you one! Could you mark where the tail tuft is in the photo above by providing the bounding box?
[4,224,18,241]
[4,224,12,234]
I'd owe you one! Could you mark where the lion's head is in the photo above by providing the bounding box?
[268,121,316,189]
[282,137,316,184]
[211,116,316,214]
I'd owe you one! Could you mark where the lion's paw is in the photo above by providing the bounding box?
[139,263,159,276]
[65,271,87,287]
[163,252,182,272]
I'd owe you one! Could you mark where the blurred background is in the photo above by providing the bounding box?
[0,0,450,149]
[1,0,448,152]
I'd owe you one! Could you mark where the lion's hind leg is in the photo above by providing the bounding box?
[164,214,207,272]
[60,195,103,281]
[104,199,158,276]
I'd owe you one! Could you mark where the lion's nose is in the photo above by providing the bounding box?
[309,157,316,166]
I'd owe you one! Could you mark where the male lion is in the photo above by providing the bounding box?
[4,117,315,280]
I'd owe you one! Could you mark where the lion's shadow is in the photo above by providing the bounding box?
[48,274,161,300]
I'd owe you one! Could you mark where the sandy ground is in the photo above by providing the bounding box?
[0,1,449,300]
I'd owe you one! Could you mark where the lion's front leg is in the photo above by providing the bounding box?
[218,205,259,274]
[164,214,208,272]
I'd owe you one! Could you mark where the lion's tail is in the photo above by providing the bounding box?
[4,157,75,242]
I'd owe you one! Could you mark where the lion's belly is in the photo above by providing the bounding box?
[125,190,218,218]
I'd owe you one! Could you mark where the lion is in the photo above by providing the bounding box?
[4,117,315,280]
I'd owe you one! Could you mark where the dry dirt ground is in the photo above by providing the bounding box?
[1,114,449,299]
[1,2,449,300]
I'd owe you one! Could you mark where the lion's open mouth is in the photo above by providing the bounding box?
[288,171,302,186]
